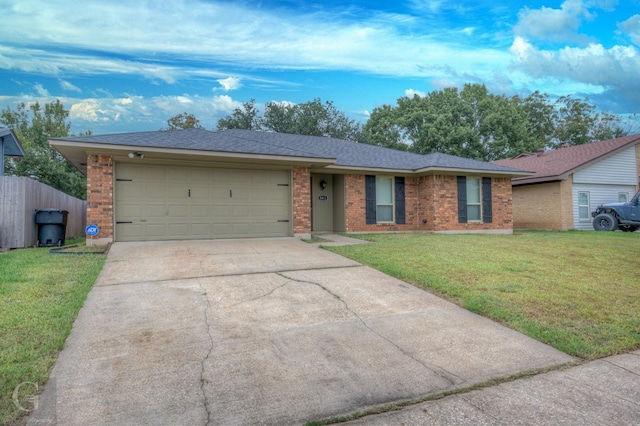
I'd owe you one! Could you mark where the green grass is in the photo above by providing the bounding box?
[327,231,640,360]
[0,239,105,425]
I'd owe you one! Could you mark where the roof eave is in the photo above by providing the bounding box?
[512,173,571,186]
[413,166,534,177]
[323,164,535,177]
[49,140,337,175]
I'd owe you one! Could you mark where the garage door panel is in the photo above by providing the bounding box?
[145,168,168,181]
[115,164,290,241]
[118,204,144,219]
[231,171,251,184]
[168,205,188,217]
[167,168,189,181]
[191,205,210,218]
[191,223,211,234]
[189,186,210,199]
[117,223,144,239]
[145,224,168,237]
[147,185,168,199]
[211,205,231,217]
[145,206,168,218]
[168,186,188,198]
[211,169,231,182]
[190,169,211,182]
[167,223,189,236]
[118,185,145,199]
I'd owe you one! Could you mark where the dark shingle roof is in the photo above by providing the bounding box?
[493,134,640,184]
[54,128,529,174]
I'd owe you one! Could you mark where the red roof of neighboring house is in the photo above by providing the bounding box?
[493,134,640,185]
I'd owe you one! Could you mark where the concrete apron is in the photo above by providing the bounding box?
[30,238,573,425]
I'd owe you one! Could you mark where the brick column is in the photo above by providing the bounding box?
[292,167,311,237]
[86,154,114,245]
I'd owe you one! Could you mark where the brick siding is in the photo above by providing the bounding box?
[86,154,114,240]
[292,166,311,235]
[511,180,573,230]
[342,174,512,233]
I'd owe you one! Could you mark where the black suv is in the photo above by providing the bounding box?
[592,189,640,232]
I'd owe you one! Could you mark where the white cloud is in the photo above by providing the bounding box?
[216,77,242,91]
[0,92,245,133]
[509,36,640,109]
[405,88,427,98]
[514,0,592,43]
[70,99,111,122]
[60,80,81,92]
[619,14,640,46]
[0,0,512,82]
[33,83,49,96]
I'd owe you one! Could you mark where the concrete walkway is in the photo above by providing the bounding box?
[344,350,640,425]
[31,237,573,425]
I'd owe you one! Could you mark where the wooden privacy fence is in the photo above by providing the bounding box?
[0,176,86,248]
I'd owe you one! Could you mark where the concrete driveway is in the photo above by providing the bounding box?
[31,237,573,425]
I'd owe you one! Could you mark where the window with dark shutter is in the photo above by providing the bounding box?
[457,176,467,223]
[482,177,492,223]
[395,177,405,224]
[365,175,376,224]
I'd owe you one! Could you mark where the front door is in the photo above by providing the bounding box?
[311,174,333,232]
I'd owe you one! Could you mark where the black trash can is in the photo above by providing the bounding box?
[35,209,69,247]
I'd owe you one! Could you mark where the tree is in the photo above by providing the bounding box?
[217,98,364,141]
[361,105,407,151]
[216,99,261,130]
[551,96,625,148]
[1,101,87,199]
[364,84,629,161]
[165,112,203,130]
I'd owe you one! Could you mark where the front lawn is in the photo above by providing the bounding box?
[327,231,640,360]
[0,241,105,425]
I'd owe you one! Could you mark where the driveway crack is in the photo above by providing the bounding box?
[230,281,291,307]
[277,272,464,386]
[197,278,214,425]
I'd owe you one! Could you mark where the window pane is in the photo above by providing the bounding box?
[468,205,481,221]
[619,193,628,202]
[578,192,589,220]
[377,205,393,222]
[579,206,589,219]
[466,178,480,204]
[578,192,588,204]
[376,177,393,203]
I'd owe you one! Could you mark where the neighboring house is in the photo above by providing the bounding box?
[50,129,531,244]
[494,134,640,230]
[1,127,24,176]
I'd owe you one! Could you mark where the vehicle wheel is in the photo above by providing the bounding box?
[593,213,618,231]
[619,225,639,232]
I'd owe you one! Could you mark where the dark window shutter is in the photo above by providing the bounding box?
[457,176,467,223]
[365,175,376,224]
[395,177,405,224]
[482,177,492,223]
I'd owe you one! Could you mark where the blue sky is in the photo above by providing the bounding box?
[1,0,638,134]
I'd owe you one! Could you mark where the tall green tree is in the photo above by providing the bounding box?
[551,95,625,148]
[217,98,363,141]
[216,99,261,130]
[1,101,87,199]
[364,84,629,161]
[165,112,203,130]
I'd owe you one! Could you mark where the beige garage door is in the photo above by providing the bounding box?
[115,163,291,241]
